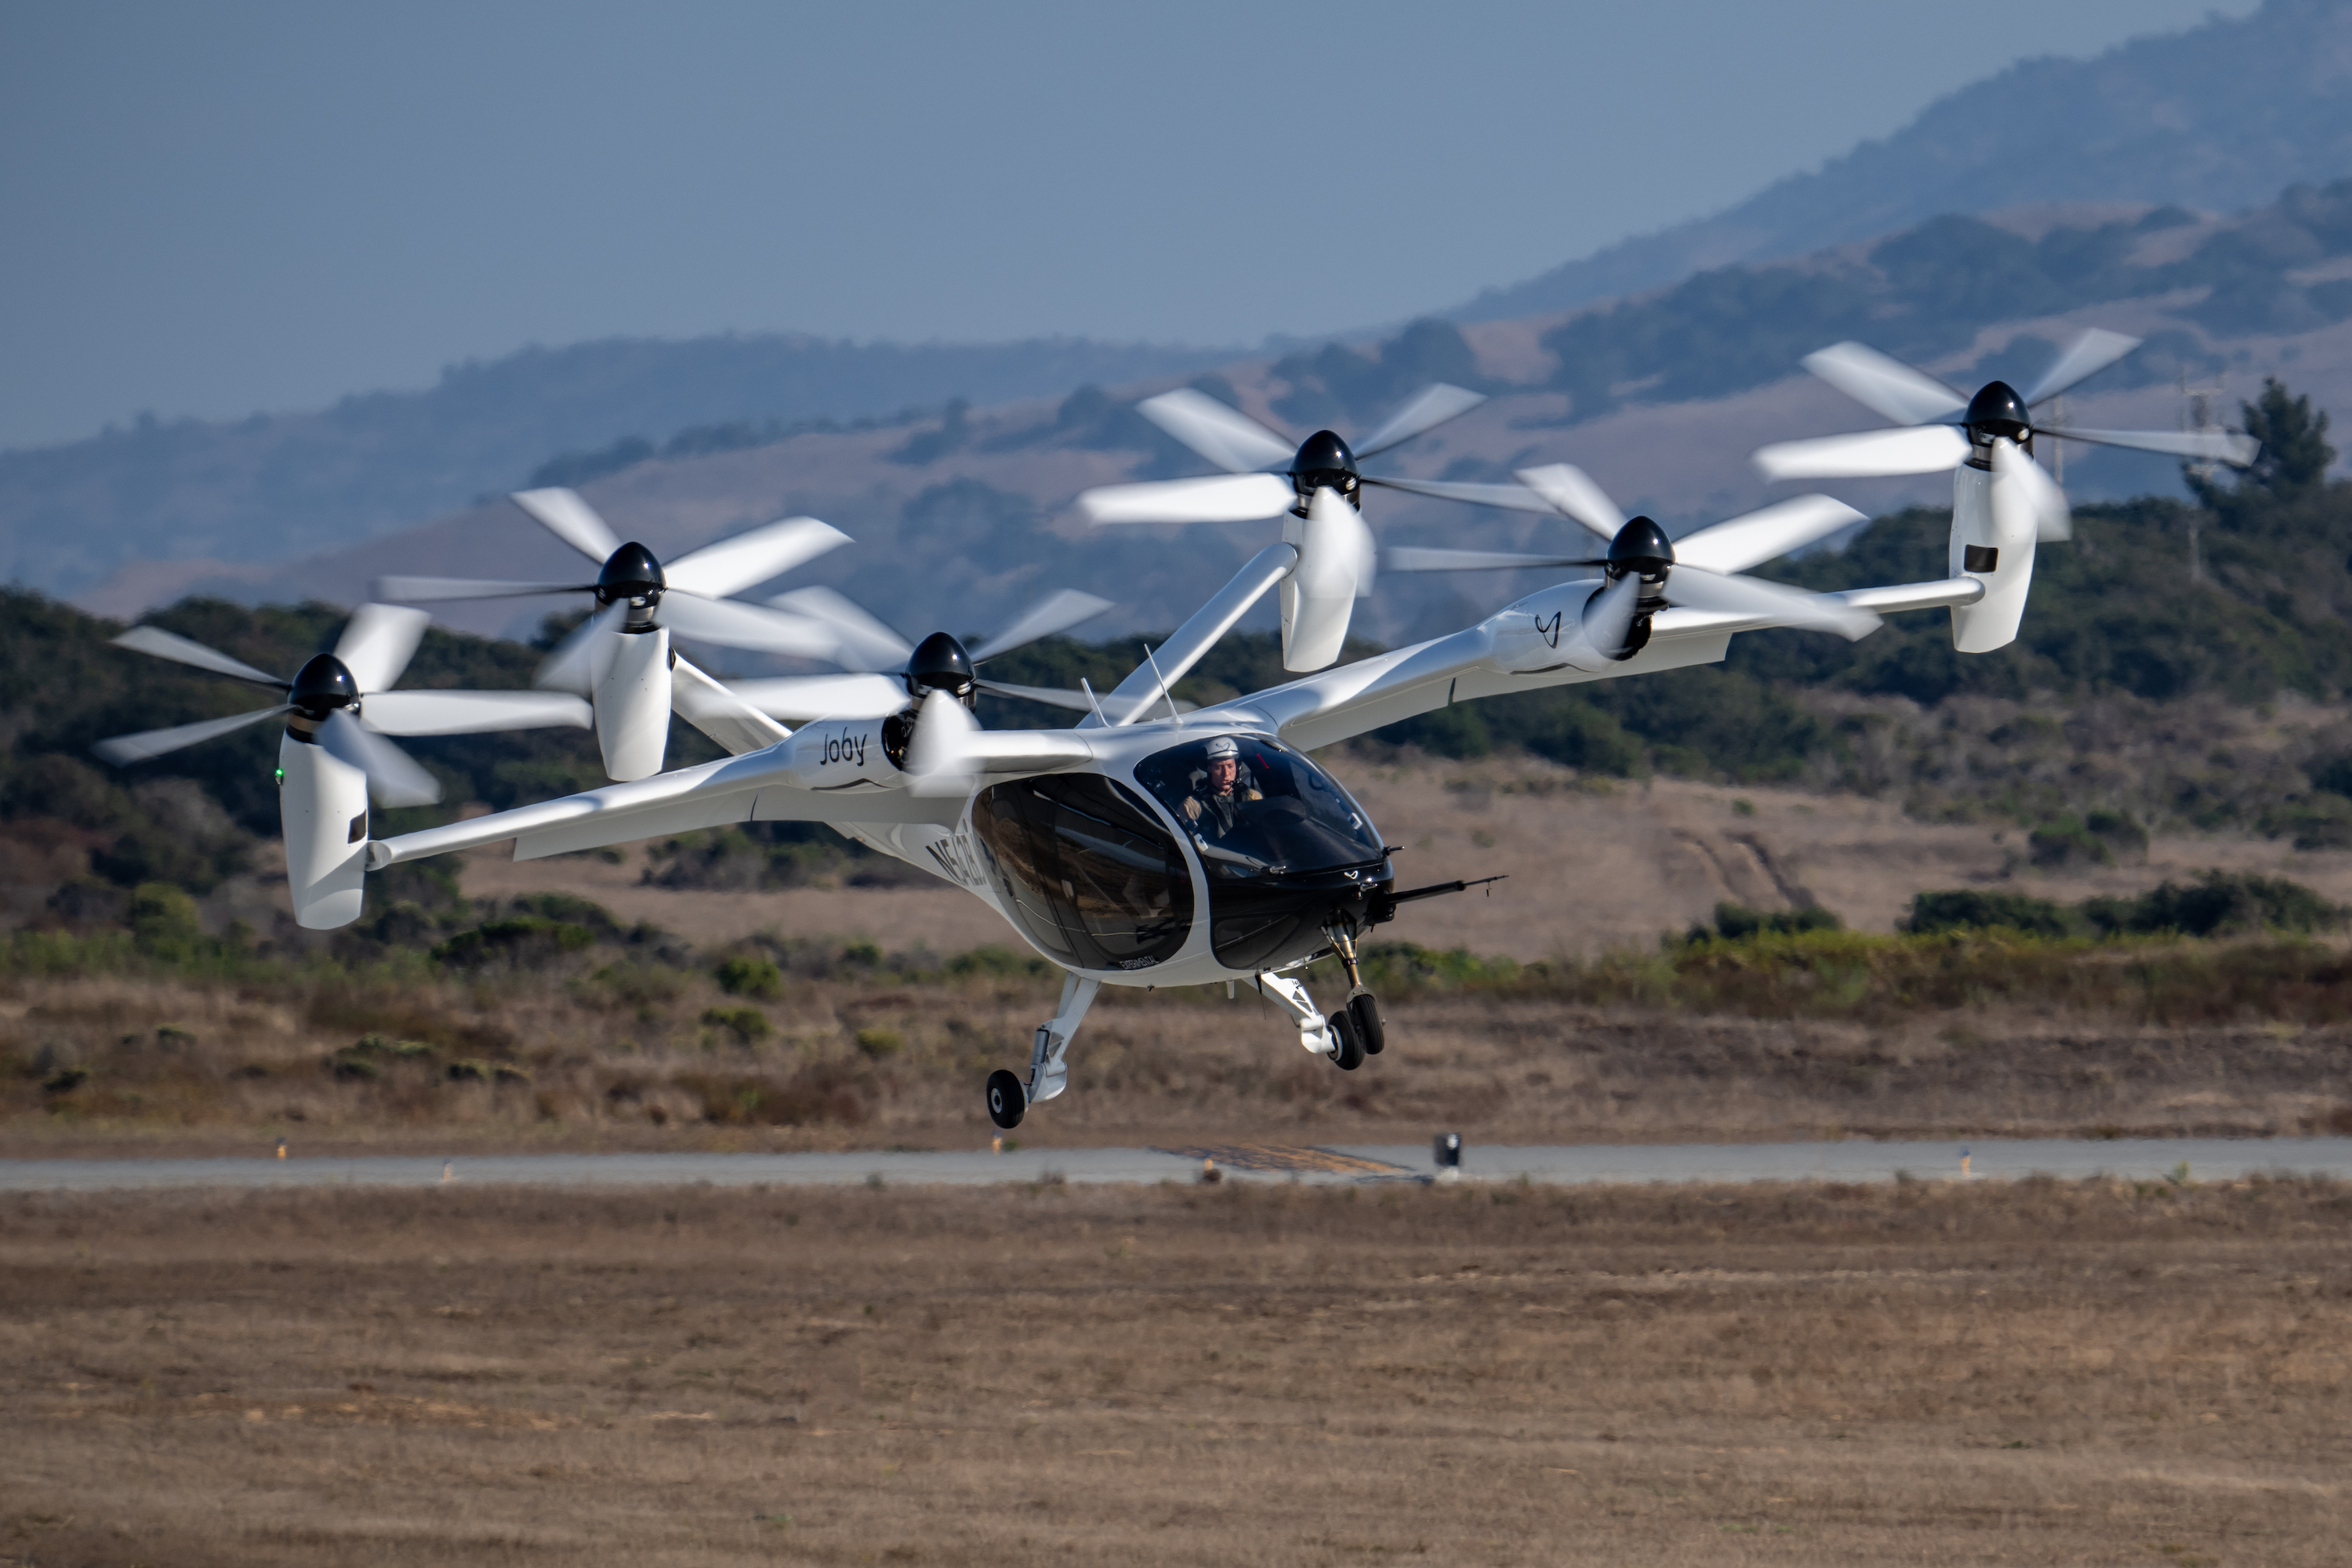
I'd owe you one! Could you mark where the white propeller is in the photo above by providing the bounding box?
[374,488,848,662]
[1758,330,2260,501]
[94,608,592,805]
[722,590,1114,722]
[1991,437,2072,543]
[1385,468,1877,652]
[1076,383,1486,524]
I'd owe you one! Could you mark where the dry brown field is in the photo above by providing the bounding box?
[4,1178,2349,1566]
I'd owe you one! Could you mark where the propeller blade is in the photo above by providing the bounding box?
[1513,463,1623,541]
[1801,342,1966,426]
[1283,486,1371,671]
[333,603,431,695]
[2038,424,2260,465]
[1383,547,1601,572]
[358,689,592,735]
[1580,575,1641,656]
[663,516,851,600]
[1753,424,1969,480]
[1078,472,1294,524]
[320,710,441,808]
[533,601,628,695]
[767,586,913,668]
[656,593,839,659]
[510,488,622,563]
[2022,328,2141,406]
[1135,388,1295,474]
[1354,383,1486,459]
[971,590,1114,663]
[671,655,792,756]
[370,575,595,603]
[1359,474,1559,513]
[905,688,982,796]
[92,704,290,765]
[727,672,909,722]
[1665,566,1879,640]
[976,679,1126,713]
[1992,439,2072,543]
[109,626,285,691]
[1672,495,1868,575]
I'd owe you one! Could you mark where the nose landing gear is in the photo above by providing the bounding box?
[1326,920,1385,1058]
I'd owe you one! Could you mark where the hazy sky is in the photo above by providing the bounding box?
[0,0,2259,450]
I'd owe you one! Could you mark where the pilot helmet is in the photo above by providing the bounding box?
[1205,735,1240,761]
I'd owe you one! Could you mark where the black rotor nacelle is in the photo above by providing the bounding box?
[288,654,360,722]
[1606,516,1675,582]
[595,542,666,605]
[1289,430,1362,513]
[906,631,977,705]
[1964,380,2033,444]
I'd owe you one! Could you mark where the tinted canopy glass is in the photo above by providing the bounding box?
[1133,734,1383,879]
[969,773,1192,971]
[1134,734,1387,971]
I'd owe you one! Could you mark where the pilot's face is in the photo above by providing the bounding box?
[1207,757,1238,793]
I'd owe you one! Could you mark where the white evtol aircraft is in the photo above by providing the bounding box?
[303,488,2019,1132]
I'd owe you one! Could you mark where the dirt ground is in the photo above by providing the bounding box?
[452,763,2352,963]
[3,1178,2347,1566]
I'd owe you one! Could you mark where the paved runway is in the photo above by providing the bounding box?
[4,1136,2350,1192]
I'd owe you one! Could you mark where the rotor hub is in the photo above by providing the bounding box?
[1606,516,1675,583]
[288,653,360,722]
[595,542,666,607]
[1289,430,1361,512]
[906,630,977,706]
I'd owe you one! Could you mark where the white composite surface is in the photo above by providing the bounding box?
[3,1138,2350,1192]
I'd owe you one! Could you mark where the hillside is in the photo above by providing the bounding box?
[1457,0,2352,321]
[20,6,2352,614]
[66,176,2352,662]
[0,333,1233,599]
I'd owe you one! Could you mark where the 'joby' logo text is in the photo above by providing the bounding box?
[817,728,868,768]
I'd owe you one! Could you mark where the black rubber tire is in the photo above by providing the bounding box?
[1348,992,1385,1055]
[1328,1009,1365,1071]
[985,1069,1027,1129]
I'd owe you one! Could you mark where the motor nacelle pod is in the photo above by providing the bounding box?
[1948,456,2038,653]
[281,730,371,930]
[595,624,672,781]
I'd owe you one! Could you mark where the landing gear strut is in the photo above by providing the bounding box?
[987,972,1100,1129]
[1326,920,1385,1057]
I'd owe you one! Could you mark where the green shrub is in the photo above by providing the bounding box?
[2081,870,2344,938]
[702,1006,771,1045]
[714,955,783,1000]
[855,1027,903,1058]
[1690,902,1842,942]
[1904,890,2078,939]
[431,916,593,969]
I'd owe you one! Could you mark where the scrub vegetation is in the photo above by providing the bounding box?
[11,873,2352,1152]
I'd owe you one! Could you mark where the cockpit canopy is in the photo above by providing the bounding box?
[1133,734,1384,878]
[1134,733,1388,971]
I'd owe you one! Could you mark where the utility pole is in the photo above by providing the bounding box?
[2180,368,2226,585]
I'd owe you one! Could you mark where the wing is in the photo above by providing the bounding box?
[1188,578,1986,753]
[365,745,960,868]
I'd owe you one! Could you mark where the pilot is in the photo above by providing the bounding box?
[1182,735,1261,840]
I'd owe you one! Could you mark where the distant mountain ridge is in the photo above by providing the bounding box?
[1457,0,2352,322]
[0,332,1235,599]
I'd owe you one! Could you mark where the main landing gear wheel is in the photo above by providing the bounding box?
[985,1069,1026,1130]
[1328,1009,1366,1071]
[1348,993,1384,1055]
